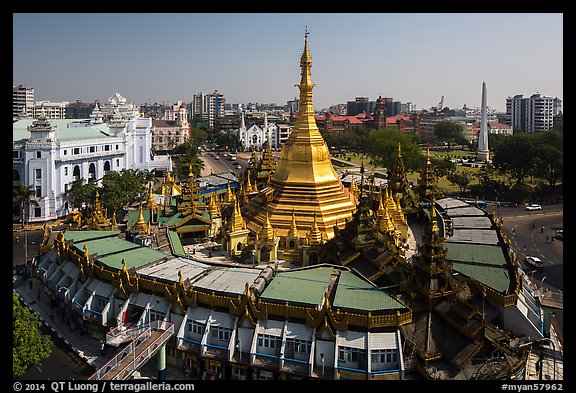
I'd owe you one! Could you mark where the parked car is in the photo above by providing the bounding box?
[524,256,544,269]
[234,163,242,170]
[555,229,563,240]
[525,204,542,211]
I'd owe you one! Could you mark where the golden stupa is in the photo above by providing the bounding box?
[243,31,356,241]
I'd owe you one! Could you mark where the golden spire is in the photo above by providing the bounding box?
[307,213,323,245]
[242,31,356,241]
[229,199,246,232]
[245,173,254,193]
[224,181,235,204]
[377,189,386,217]
[287,208,299,237]
[133,202,149,234]
[380,205,396,234]
[349,175,358,197]
[259,212,275,241]
[431,199,439,234]
[394,194,407,225]
[146,184,157,210]
[385,187,397,215]
[208,195,221,218]
[94,189,101,211]
[188,165,194,178]
[112,212,117,228]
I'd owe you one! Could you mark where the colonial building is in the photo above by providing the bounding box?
[12,94,172,223]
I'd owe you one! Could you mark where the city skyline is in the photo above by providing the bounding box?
[13,13,563,113]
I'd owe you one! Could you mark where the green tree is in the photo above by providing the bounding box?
[13,292,52,379]
[65,178,96,213]
[13,182,38,228]
[531,131,563,187]
[433,120,467,149]
[491,134,536,185]
[364,127,422,171]
[138,169,157,190]
[447,171,472,195]
[189,127,208,147]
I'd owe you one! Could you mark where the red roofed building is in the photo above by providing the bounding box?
[472,121,513,142]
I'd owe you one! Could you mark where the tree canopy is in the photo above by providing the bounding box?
[13,182,39,228]
[433,120,468,148]
[13,292,53,379]
[364,127,422,171]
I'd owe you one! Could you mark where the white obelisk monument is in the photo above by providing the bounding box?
[477,82,490,162]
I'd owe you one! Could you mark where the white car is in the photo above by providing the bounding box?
[525,204,542,211]
[524,256,544,269]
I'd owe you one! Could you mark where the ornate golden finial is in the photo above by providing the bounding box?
[259,212,274,241]
[245,174,254,193]
[208,195,221,218]
[349,175,358,197]
[307,212,322,245]
[431,199,439,234]
[112,212,117,228]
[229,198,246,232]
[288,207,299,238]
[83,244,89,257]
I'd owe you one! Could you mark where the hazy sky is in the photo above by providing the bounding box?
[13,13,563,113]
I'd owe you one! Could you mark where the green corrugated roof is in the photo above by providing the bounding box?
[261,266,334,306]
[445,243,507,267]
[73,236,141,257]
[65,230,121,243]
[98,247,168,270]
[13,119,116,142]
[333,271,405,312]
[168,230,185,256]
[452,262,510,293]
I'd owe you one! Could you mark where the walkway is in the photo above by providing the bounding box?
[13,274,186,380]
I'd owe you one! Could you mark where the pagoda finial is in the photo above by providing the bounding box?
[288,206,299,237]
[259,211,274,241]
[307,212,322,245]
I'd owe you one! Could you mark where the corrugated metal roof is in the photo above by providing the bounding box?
[436,198,469,210]
[333,271,406,312]
[187,306,211,324]
[65,230,121,243]
[209,310,236,328]
[452,262,510,293]
[137,258,209,283]
[98,246,168,270]
[447,228,499,245]
[260,266,334,306]
[285,322,314,340]
[193,267,260,295]
[369,332,398,350]
[336,330,366,349]
[446,243,506,267]
[444,206,486,216]
[168,230,185,255]
[451,216,493,229]
[73,236,141,257]
[256,319,284,336]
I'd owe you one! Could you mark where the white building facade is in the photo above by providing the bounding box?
[13,94,172,223]
[237,112,282,150]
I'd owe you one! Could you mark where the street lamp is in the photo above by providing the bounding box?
[236,339,241,362]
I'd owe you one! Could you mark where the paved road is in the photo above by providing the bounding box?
[20,325,94,380]
[495,204,563,292]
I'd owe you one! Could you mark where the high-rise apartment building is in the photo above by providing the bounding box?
[505,93,555,132]
[191,91,225,128]
[206,90,225,129]
[31,101,69,119]
[13,84,34,118]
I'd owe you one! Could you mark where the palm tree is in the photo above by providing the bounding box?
[138,169,156,191]
[13,182,38,229]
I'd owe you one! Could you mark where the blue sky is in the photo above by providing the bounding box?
[13,13,563,112]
